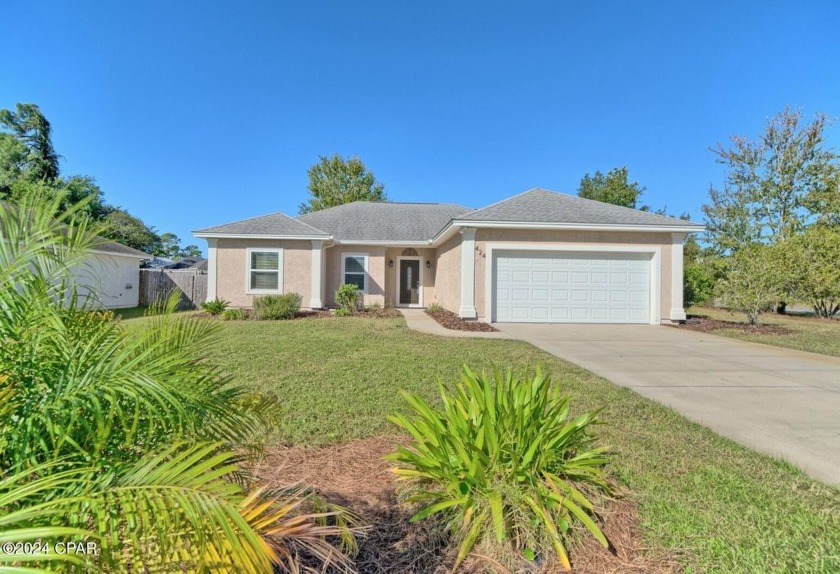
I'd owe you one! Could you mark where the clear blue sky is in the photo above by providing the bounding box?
[2,1,839,251]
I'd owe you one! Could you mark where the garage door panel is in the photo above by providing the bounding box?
[551,308,569,320]
[493,251,651,324]
[552,289,569,301]
[572,290,589,302]
[511,288,530,301]
[591,290,608,302]
[532,271,550,283]
[610,271,628,284]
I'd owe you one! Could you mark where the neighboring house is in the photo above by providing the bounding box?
[163,257,208,271]
[73,240,149,309]
[193,188,704,324]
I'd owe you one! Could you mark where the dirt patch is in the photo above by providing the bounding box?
[426,309,498,332]
[295,310,334,319]
[252,438,680,573]
[349,307,403,319]
[670,315,792,336]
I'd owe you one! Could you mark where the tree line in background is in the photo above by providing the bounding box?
[702,106,840,322]
[0,103,200,260]
[578,107,840,323]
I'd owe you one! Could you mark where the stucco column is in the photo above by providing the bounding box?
[670,233,687,321]
[310,240,324,309]
[206,238,218,302]
[459,228,478,319]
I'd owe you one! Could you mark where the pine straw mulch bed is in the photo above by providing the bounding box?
[669,314,792,336]
[347,307,404,319]
[253,437,681,574]
[426,309,498,332]
[195,308,402,320]
[296,308,403,319]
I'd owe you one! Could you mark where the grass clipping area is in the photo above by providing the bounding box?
[124,315,840,573]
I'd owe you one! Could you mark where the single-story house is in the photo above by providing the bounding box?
[73,240,149,309]
[193,188,704,324]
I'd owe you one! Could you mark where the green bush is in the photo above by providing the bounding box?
[334,307,351,317]
[427,301,444,313]
[387,366,610,571]
[253,293,302,320]
[336,283,359,313]
[201,297,229,315]
[0,196,356,572]
[717,244,782,325]
[222,308,244,321]
[684,263,715,308]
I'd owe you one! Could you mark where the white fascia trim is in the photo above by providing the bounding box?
[194,232,332,241]
[245,247,284,295]
[334,240,431,246]
[453,220,705,233]
[484,243,662,325]
[431,221,704,245]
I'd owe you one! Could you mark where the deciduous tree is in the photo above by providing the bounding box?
[703,107,837,252]
[299,154,386,214]
[578,166,645,208]
[100,206,161,253]
[779,226,840,318]
[717,244,782,325]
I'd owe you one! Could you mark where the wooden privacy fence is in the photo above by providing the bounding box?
[139,269,208,310]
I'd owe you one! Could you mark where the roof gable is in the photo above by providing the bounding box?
[458,188,704,228]
[194,211,329,237]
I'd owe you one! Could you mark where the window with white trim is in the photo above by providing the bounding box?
[342,254,368,292]
[247,249,282,293]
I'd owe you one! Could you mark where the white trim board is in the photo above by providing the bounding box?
[431,221,704,246]
[195,233,331,241]
[484,243,662,325]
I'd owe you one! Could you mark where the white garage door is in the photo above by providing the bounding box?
[493,251,651,323]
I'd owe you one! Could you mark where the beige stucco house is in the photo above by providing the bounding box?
[193,188,704,324]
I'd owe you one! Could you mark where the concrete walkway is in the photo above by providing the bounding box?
[495,323,840,486]
[398,309,512,339]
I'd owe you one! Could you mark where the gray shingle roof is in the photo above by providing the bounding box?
[194,212,330,237]
[297,202,470,242]
[96,241,149,258]
[459,188,704,228]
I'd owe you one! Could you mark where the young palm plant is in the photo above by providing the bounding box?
[388,366,611,572]
[0,193,359,573]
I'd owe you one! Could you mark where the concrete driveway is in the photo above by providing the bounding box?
[495,323,840,485]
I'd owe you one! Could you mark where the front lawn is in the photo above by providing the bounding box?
[686,306,840,357]
[124,315,840,573]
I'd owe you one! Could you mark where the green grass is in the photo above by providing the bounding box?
[689,306,840,357]
[124,315,840,573]
[112,305,151,320]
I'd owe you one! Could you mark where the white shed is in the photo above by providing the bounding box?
[73,241,149,309]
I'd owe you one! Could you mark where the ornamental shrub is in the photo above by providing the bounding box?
[388,366,611,571]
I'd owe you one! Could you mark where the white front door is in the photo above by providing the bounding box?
[492,251,650,323]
